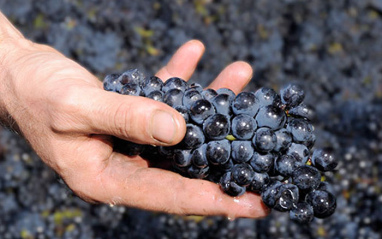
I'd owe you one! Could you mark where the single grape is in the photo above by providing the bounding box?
[261,180,283,208]
[174,105,189,123]
[248,172,270,193]
[232,92,260,117]
[292,165,321,191]
[250,151,275,173]
[280,83,305,108]
[289,202,314,224]
[231,141,254,163]
[103,73,122,92]
[190,144,208,168]
[201,88,218,100]
[183,89,203,110]
[311,148,338,172]
[181,124,205,149]
[255,105,286,130]
[163,88,184,107]
[252,127,277,152]
[118,69,145,85]
[142,75,163,95]
[120,83,143,96]
[189,99,216,125]
[211,94,232,116]
[274,154,298,177]
[231,163,255,187]
[146,90,164,102]
[231,114,257,140]
[206,139,231,166]
[220,172,246,197]
[286,143,310,165]
[203,113,230,140]
[288,103,315,120]
[274,128,292,152]
[273,183,299,212]
[216,88,236,101]
[162,77,187,92]
[286,118,314,143]
[254,87,281,107]
[306,190,336,218]
[173,149,192,167]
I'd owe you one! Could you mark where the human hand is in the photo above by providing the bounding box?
[0,35,269,218]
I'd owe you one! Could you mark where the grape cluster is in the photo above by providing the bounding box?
[103,69,338,224]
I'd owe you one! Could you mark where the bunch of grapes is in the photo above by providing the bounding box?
[103,69,338,224]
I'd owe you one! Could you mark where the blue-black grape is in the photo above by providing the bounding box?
[306,190,336,218]
[311,148,338,172]
[231,114,257,140]
[231,141,254,163]
[250,151,275,173]
[280,83,305,108]
[206,139,231,166]
[211,94,232,116]
[255,105,286,130]
[252,127,277,152]
[203,113,230,140]
[162,77,187,92]
[189,99,216,125]
[181,124,205,149]
[232,92,259,117]
[231,163,255,187]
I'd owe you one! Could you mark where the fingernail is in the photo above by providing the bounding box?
[151,110,177,144]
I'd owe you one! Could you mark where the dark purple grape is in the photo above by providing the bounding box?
[288,103,315,120]
[232,92,260,117]
[211,94,232,116]
[274,128,292,152]
[203,113,230,140]
[146,90,164,102]
[188,82,203,92]
[189,99,216,125]
[280,83,305,108]
[174,105,189,123]
[248,172,270,193]
[103,73,122,92]
[163,88,184,107]
[206,139,231,166]
[187,165,209,179]
[220,172,246,197]
[190,144,208,168]
[250,151,275,173]
[162,77,187,92]
[201,88,218,100]
[231,163,255,187]
[290,202,314,224]
[181,124,205,149]
[286,143,310,165]
[173,149,192,167]
[216,88,236,101]
[306,190,336,218]
[252,127,277,152]
[231,140,254,163]
[142,75,163,95]
[261,180,283,208]
[311,148,338,172]
[183,89,203,110]
[286,118,314,143]
[255,105,286,130]
[254,87,281,107]
[273,183,299,212]
[120,83,143,96]
[231,114,257,140]
[118,69,145,85]
[292,165,321,191]
[274,154,298,177]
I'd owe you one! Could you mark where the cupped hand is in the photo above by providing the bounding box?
[0,38,269,218]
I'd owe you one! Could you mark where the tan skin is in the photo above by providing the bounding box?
[0,12,269,218]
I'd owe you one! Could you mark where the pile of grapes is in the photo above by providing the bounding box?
[103,69,338,224]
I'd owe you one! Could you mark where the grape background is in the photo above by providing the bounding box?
[1,0,382,238]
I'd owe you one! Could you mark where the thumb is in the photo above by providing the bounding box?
[82,89,186,145]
